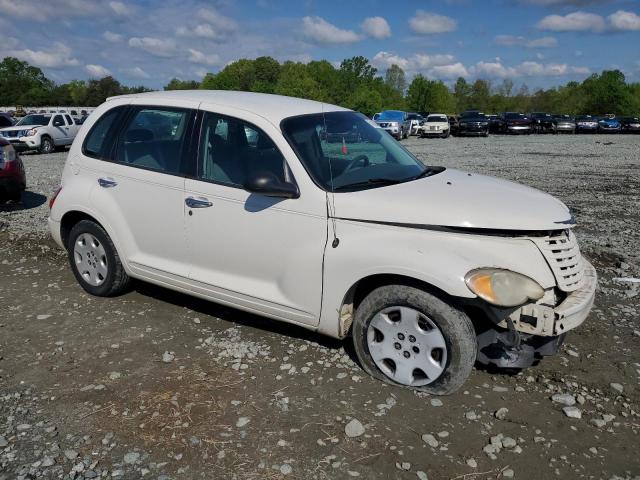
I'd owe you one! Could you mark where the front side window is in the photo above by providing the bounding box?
[115,107,190,174]
[198,112,290,188]
[53,115,65,127]
[282,111,439,192]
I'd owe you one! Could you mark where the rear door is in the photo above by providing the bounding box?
[85,101,198,281]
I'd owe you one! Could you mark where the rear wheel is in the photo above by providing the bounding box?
[67,220,131,297]
[352,285,477,395]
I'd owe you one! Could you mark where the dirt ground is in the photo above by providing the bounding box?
[1,134,639,480]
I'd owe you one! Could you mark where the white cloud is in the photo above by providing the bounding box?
[372,51,456,71]
[536,11,606,31]
[372,51,465,79]
[520,0,607,5]
[86,64,111,77]
[1,41,80,69]
[608,10,640,31]
[125,67,150,79]
[177,8,238,40]
[302,16,361,44]
[409,11,457,35]
[108,1,132,16]
[103,31,123,43]
[128,37,177,57]
[473,60,590,78]
[430,62,469,79]
[495,35,558,48]
[361,16,391,39]
[0,0,120,21]
[198,8,238,33]
[187,48,221,66]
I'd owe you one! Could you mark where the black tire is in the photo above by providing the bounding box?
[67,220,131,297]
[352,285,477,395]
[39,136,54,154]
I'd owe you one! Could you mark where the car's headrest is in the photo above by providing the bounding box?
[126,128,154,143]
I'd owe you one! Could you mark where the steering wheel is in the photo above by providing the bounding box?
[344,154,370,172]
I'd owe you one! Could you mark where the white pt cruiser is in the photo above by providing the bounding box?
[49,91,597,395]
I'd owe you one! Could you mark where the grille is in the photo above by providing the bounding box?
[532,230,585,292]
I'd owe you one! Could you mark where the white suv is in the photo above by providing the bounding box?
[48,91,596,395]
[0,113,80,153]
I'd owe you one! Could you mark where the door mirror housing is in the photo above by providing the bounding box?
[244,172,299,199]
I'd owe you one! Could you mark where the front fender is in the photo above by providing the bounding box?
[317,219,555,338]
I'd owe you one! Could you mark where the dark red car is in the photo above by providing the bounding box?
[0,137,26,201]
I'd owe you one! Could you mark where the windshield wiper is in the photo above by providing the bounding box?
[333,178,403,191]
[407,166,445,181]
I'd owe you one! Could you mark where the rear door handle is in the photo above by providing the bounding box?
[98,177,117,188]
[185,196,212,208]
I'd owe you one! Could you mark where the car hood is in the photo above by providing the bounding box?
[424,122,448,128]
[599,120,620,126]
[333,168,572,231]
[0,125,41,132]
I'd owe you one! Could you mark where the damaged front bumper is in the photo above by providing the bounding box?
[487,260,596,337]
[474,260,597,368]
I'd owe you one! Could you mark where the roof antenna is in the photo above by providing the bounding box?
[322,104,339,248]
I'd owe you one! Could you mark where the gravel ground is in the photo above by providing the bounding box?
[1,135,639,480]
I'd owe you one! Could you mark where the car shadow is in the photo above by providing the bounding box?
[132,280,346,352]
[0,191,47,211]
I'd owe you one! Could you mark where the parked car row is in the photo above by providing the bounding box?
[372,110,640,139]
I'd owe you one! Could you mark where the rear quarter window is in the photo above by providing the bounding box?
[82,106,127,160]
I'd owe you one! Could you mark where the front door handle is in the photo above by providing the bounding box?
[185,196,212,208]
[98,177,117,188]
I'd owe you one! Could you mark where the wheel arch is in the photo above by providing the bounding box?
[60,210,107,250]
[334,273,466,339]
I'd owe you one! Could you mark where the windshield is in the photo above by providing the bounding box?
[576,116,595,121]
[377,111,404,121]
[281,111,437,192]
[505,113,526,120]
[17,114,50,126]
[427,115,447,123]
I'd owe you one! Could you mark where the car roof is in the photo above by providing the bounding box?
[107,90,350,124]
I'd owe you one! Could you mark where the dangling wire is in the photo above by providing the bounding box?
[322,104,339,248]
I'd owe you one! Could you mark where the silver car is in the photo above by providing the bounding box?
[553,115,575,134]
[375,110,411,140]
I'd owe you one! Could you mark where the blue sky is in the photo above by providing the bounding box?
[0,0,639,89]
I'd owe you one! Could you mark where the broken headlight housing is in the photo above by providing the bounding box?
[465,268,544,308]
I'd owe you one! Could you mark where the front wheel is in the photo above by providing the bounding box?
[39,136,54,154]
[352,285,477,395]
[67,220,131,297]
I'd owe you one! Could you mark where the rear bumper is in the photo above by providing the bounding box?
[0,170,26,192]
[48,217,64,249]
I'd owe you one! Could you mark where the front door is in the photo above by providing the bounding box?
[50,115,67,145]
[184,111,327,326]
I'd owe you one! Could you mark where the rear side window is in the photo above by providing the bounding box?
[83,107,125,159]
[65,115,73,125]
[114,107,191,175]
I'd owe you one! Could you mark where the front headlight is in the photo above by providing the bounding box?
[465,268,544,307]
[25,129,37,137]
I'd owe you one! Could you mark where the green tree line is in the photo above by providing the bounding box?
[2,55,639,116]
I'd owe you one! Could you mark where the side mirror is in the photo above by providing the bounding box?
[244,172,299,199]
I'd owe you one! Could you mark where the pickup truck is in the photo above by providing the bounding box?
[0,113,80,154]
